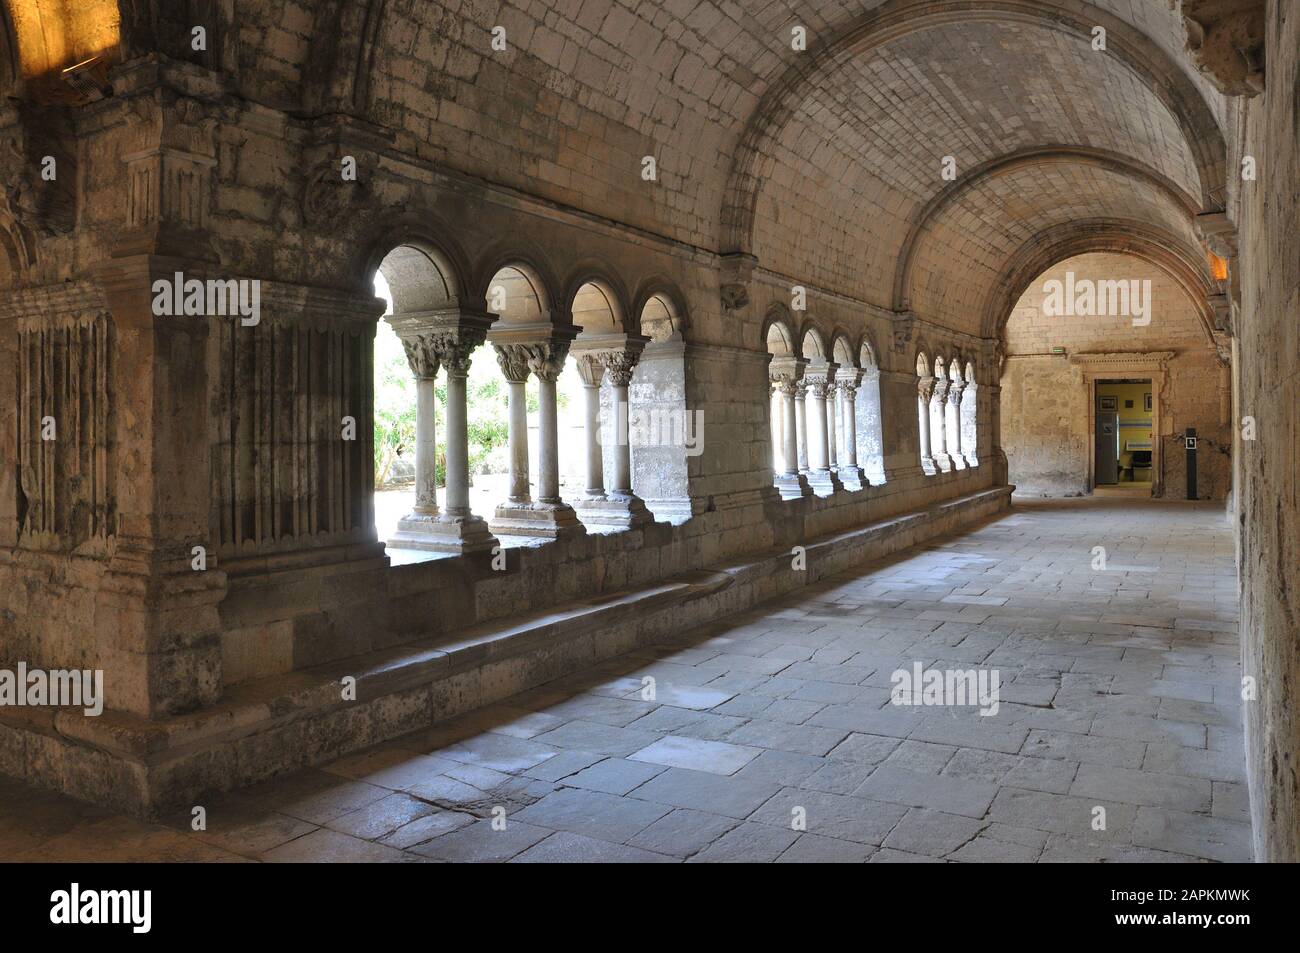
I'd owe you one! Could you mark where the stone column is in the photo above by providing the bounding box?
[918,375,937,475]
[946,379,967,470]
[770,384,784,474]
[930,376,953,472]
[826,382,840,471]
[488,333,583,539]
[837,374,866,489]
[390,335,443,545]
[494,345,532,504]
[387,310,498,554]
[794,381,809,472]
[574,354,607,500]
[533,348,564,504]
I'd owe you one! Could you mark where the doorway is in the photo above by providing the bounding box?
[1094,378,1153,493]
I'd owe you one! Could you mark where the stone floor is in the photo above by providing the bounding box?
[0,498,1251,863]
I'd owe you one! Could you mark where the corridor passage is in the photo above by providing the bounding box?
[1,500,1249,862]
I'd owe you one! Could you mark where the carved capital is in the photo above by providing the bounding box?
[891,311,916,354]
[918,376,935,401]
[601,350,639,387]
[526,342,569,382]
[719,252,758,313]
[772,373,800,397]
[1179,0,1266,97]
[494,343,533,383]
[402,335,440,380]
[433,331,484,378]
[574,352,605,387]
[932,378,950,403]
[947,380,965,404]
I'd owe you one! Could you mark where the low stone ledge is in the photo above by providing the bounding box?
[0,485,1012,815]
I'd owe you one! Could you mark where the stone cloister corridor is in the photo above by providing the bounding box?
[0,0,1296,882]
[0,500,1250,863]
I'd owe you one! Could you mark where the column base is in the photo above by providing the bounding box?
[490,501,587,539]
[806,468,844,495]
[932,451,954,473]
[921,455,938,476]
[949,454,968,471]
[574,493,654,529]
[963,453,980,468]
[388,511,498,554]
[774,473,814,499]
[836,466,868,490]
[640,497,704,523]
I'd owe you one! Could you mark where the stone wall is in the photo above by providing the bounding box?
[1001,253,1231,498]
[1235,0,1300,863]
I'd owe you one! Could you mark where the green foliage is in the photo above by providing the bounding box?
[372,329,513,486]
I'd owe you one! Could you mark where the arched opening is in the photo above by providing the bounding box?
[799,326,839,495]
[930,355,952,472]
[945,356,967,470]
[857,340,886,484]
[482,261,585,539]
[998,251,1228,499]
[563,278,652,529]
[373,242,497,556]
[831,335,865,490]
[916,350,935,475]
[765,312,808,500]
[632,291,694,521]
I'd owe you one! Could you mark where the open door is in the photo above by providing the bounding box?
[1095,410,1119,485]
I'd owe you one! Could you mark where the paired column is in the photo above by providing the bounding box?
[571,344,652,528]
[803,367,842,494]
[487,340,584,538]
[918,375,937,475]
[387,309,499,555]
[946,378,967,470]
[770,362,812,498]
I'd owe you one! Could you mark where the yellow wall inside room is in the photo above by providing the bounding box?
[1096,381,1153,447]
